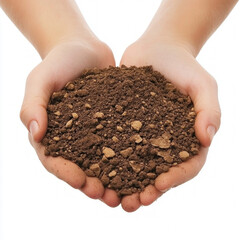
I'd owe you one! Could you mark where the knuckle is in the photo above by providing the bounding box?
[201,75,218,93]
[213,108,222,130]
[26,68,39,85]
[214,108,222,120]
[208,76,218,87]
[19,104,28,124]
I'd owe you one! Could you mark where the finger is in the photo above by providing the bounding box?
[20,66,54,143]
[100,189,121,208]
[81,177,105,199]
[155,147,208,192]
[121,193,141,212]
[31,135,105,199]
[31,139,86,190]
[189,74,221,147]
[139,185,163,206]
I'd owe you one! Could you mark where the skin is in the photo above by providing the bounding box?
[0,0,238,212]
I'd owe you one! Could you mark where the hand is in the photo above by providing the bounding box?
[20,39,122,207]
[119,37,221,211]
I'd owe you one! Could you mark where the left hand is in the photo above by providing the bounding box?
[119,37,221,212]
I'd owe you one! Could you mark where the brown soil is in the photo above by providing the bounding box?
[42,66,200,196]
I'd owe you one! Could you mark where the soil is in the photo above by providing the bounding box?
[42,65,200,196]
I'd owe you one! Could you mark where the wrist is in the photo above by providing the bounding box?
[139,32,198,58]
[140,0,238,58]
[38,29,99,59]
[0,0,99,59]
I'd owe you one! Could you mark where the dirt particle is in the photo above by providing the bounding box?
[85,103,92,109]
[150,137,171,149]
[67,104,73,109]
[148,124,156,129]
[96,149,101,155]
[142,179,150,186]
[96,124,104,130]
[131,120,142,131]
[101,175,110,186]
[110,158,119,166]
[162,132,172,140]
[102,155,108,162]
[115,105,123,113]
[189,111,196,117]
[120,147,133,158]
[191,147,199,155]
[148,160,156,170]
[164,120,173,127]
[85,169,95,177]
[66,83,75,90]
[53,136,60,141]
[179,151,190,160]
[157,150,173,163]
[77,133,102,150]
[102,147,115,158]
[147,173,156,179]
[112,136,119,142]
[51,92,63,101]
[72,113,79,119]
[119,189,133,195]
[54,111,61,116]
[90,163,101,177]
[108,170,117,177]
[116,126,123,132]
[76,89,89,97]
[110,176,123,189]
[156,165,169,174]
[94,112,104,119]
[65,120,73,128]
[129,161,143,173]
[130,134,143,144]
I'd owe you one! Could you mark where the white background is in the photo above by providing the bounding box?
[0,1,240,240]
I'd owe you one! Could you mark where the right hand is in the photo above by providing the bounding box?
[20,39,121,207]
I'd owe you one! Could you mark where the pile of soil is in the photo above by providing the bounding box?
[42,65,200,196]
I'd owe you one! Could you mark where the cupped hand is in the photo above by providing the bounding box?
[119,38,221,211]
[20,39,122,207]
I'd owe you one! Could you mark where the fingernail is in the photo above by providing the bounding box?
[207,125,216,142]
[29,120,39,138]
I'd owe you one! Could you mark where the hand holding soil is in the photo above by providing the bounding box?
[119,38,220,211]
[20,40,123,206]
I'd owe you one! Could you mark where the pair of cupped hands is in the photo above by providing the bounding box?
[20,33,221,212]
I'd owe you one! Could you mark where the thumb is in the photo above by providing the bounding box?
[20,66,53,143]
[190,75,221,147]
